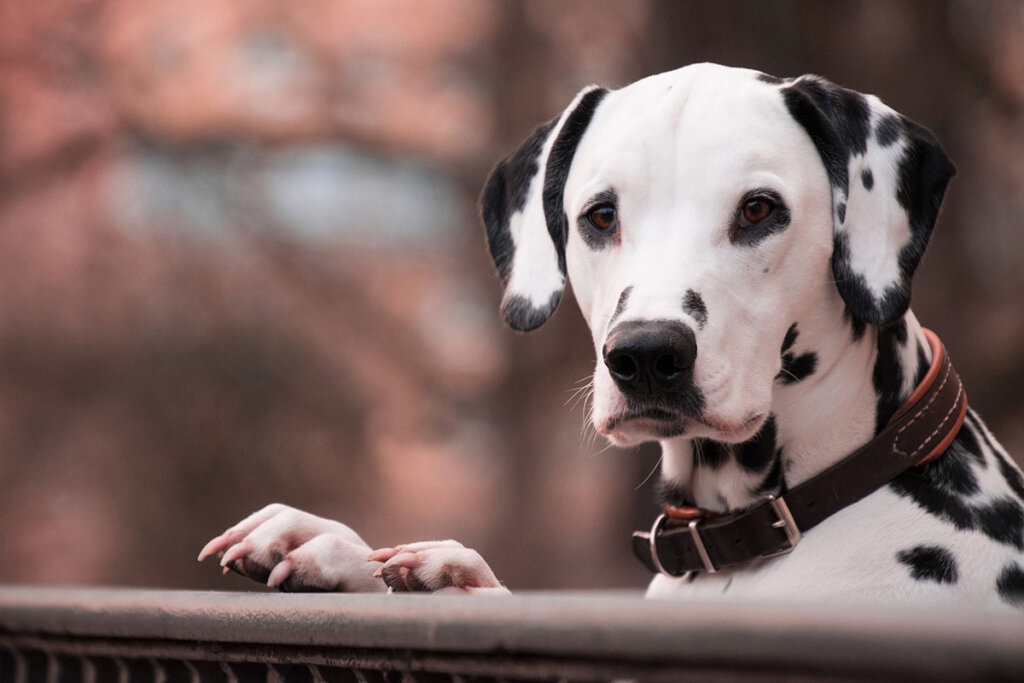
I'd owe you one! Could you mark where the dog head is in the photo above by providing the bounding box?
[481,63,954,447]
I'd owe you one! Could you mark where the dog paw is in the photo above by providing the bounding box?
[198,503,386,593]
[367,540,509,594]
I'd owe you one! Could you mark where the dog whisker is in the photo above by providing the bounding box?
[634,452,664,491]
[779,368,801,383]
[565,379,595,410]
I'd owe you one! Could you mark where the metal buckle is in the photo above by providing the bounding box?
[688,518,717,573]
[762,494,802,558]
[649,513,708,577]
[648,513,671,576]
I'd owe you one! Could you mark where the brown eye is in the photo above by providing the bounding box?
[740,198,774,226]
[587,204,618,232]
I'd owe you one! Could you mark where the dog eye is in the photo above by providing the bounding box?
[739,198,774,227]
[586,204,618,232]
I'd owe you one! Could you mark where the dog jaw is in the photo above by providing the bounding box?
[593,378,770,447]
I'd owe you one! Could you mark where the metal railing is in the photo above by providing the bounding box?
[1,586,1022,681]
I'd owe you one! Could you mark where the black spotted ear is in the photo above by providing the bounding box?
[480,86,607,331]
[780,76,956,325]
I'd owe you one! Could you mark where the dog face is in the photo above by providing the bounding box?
[481,63,953,447]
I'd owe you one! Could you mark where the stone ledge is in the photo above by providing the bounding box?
[1,586,1022,681]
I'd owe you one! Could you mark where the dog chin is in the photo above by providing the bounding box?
[598,410,766,447]
[698,411,768,444]
[598,412,693,447]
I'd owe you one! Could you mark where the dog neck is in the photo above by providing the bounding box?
[659,309,933,514]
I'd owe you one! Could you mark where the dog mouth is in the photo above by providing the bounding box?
[601,408,693,440]
[601,408,766,443]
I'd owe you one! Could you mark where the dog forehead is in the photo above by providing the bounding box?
[574,64,813,185]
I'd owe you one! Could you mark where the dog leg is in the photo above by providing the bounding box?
[367,540,510,595]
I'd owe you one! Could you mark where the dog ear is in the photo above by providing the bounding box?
[480,86,608,331]
[780,76,956,326]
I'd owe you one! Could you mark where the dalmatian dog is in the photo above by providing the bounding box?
[199,63,1024,610]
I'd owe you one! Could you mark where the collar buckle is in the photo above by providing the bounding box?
[688,518,717,573]
[648,513,715,576]
[647,513,672,576]
[760,494,802,558]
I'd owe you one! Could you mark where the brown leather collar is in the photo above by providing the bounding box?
[633,328,968,577]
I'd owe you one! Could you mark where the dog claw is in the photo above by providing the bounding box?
[385,551,419,568]
[220,540,251,567]
[267,558,293,588]
[365,547,396,563]
[197,535,228,562]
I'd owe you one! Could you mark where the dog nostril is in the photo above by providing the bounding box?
[654,353,684,381]
[607,352,638,381]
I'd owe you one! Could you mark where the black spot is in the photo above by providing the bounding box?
[844,306,867,341]
[543,87,609,277]
[693,438,730,470]
[861,168,874,190]
[996,563,1024,608]
[873,318,907,433]
[608,286,632,328]
[756,72,785,85]
[890,432,1024,550]
[837,202,846,224]
[500,292,562,333]
[693,418,783,479]
[895,545,959,584]
[682,289,708,329]
[777,350,818,385]
[735,416,777,472]
[890,469,974,532]
[977,498,1024,550]
[875,113,903,147]
[659,480,692,508]
[480,118,558,283]
[754,448,787,497]
[776,322,818,385]
[781,323,799,353]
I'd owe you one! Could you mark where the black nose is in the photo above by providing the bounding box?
[603,320,697,396]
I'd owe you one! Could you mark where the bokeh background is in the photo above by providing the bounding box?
[1,0,1022,591]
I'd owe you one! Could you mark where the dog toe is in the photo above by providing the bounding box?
[376,543,506,594]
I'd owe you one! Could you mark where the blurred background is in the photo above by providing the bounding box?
[0,0,1021,591]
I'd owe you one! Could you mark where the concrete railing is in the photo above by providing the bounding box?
[1,586,1022,682]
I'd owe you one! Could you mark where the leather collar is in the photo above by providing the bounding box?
[633,328,968,577]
